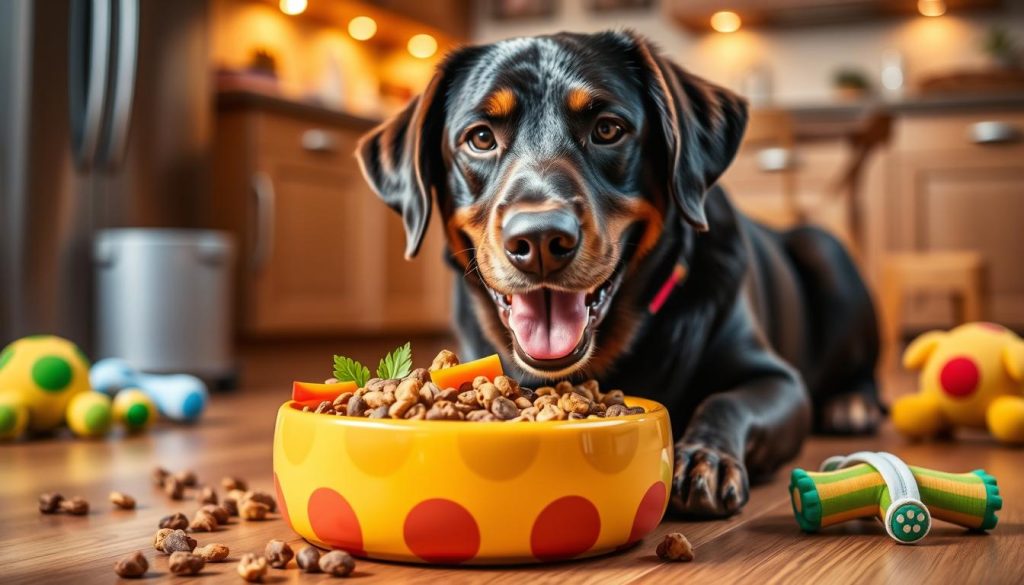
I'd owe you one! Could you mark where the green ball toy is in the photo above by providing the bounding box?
[113,388,156,432]
[0,335,94,439]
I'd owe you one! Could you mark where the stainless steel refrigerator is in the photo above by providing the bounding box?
[1,0,211,351]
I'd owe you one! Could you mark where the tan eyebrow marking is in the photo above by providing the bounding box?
[566,86,593,112]
[483,88,517,118]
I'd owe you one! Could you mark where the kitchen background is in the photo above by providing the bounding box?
[3,0,1023,390]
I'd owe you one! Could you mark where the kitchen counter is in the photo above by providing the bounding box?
[216,90,380,130]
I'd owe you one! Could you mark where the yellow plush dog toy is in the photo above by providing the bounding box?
[893,323,1024,444]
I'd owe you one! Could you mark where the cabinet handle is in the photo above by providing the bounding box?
[969,121,1021,145]
[251,172,276,273]
[301,129,337,153]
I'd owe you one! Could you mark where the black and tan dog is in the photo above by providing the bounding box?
[356,31,881,518]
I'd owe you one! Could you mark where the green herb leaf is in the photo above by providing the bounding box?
[333,355,370,387]
[377,342,413,380]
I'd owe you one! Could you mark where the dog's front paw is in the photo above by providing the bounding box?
[670,443,749,518]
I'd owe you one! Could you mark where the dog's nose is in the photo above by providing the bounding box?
[502,209,581,277]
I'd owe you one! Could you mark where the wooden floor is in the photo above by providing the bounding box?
[2,338,1022,584]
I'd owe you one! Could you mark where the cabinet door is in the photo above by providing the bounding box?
[378,210,453,332]
[246,161,380,334]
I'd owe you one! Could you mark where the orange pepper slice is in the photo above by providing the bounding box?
[429,354,504,390]
[291,380,357,404]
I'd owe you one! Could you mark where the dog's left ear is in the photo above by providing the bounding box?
[356,62,452,259]
[630,33,748,231]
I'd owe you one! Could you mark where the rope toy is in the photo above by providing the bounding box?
[789,451,1001,544]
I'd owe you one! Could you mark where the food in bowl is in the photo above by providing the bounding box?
[295,349,645,422]
[273,346,672,564]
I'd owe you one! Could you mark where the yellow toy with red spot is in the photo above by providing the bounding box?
[893,322,1024,444]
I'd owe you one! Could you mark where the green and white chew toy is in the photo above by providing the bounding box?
[790,451,1001,544]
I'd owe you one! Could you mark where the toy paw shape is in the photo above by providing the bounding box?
[895,322,1024,444]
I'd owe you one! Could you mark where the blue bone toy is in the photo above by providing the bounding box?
[90,358,208,422]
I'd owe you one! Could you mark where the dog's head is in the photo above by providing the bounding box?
[357,31,747,379]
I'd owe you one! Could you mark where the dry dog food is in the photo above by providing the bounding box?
[318,550,356,577]
[162,529,197,554]
[199,486,218,505]
[194,543,231,562]
[265,539,294,568]
[656,532,694,562]
[159,512,189,530]
[237,553,268,582]
[296,546,321,573]
[303,349,644,422]
[109,491,136,510]
[190,509,219,532]
[60,496,89,515]
[113,551,148,578]
[168,551,205,575]
[222,476,248,491]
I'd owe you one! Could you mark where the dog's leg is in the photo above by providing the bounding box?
[671,300,811,518]
[782,226,883,435]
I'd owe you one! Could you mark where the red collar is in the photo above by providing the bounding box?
[647,263,687,314]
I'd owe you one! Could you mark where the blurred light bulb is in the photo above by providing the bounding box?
[348,16,377,41]
[711,11,742,33]
[407,34,437,59]
[279,0,307,16]
[917,0,946,17]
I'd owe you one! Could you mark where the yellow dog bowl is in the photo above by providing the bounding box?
[273,397,672,565]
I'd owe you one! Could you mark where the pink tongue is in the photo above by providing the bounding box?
[509,289,588,360]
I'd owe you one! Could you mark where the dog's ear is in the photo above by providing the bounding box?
[630,34,748,231]
[356,65,450,259]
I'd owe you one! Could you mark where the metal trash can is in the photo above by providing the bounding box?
[94,229,236,388]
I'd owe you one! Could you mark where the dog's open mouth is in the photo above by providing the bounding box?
[486,259,626,373]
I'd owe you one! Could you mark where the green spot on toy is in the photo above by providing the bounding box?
[0,347,13,370]
[125,403,149,428]
[31,356,73,392]
[0,405,15,433]
[85,403,111,432]
[790,451,1000,545]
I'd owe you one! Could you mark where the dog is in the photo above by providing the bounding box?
[356,31,881,518]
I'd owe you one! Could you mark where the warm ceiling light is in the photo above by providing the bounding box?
[710,11,742,33]
[407,34,437,59]
[917,0,946,17]
[279,0,307,16]
[348,16,377,41]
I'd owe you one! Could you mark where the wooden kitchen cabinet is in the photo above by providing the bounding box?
[211,93,452,336]
[887,110,1024,328]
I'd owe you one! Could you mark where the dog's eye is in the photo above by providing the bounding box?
[592,118,625,145]
[467,126,497,152]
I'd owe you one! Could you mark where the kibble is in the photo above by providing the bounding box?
[162,529,197,554]
[244,491,277,513]
[198,486,218,505]
[190,509,218,532]
[113,550,148,578]
[265,539,294,569]
[39,492,64,514]
[656,532,694,562]
[237,553,268,582]
[175,469,198,487]
[296,546,321,573]
[318,550,356,577]
[153,528,174,552]
[202,504,230,524]
[306,349,643,423]
[239,499,269,521]
[164,476,184,500]
[222,497,239,517]
[168,551,205,575]
[221,476,248,491]
[60,496,89,515]
[159,512,189,530]
[194,543,230,562]
[152,466,170,487]
[109,491,136,510]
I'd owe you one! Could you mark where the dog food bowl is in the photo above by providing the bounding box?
[272,397,672,565]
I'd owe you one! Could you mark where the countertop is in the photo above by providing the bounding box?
[216,90,381,129]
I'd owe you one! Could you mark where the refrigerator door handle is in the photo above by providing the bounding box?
[69,0,112,170]
[100,0,139,169]
[251,172,276,273]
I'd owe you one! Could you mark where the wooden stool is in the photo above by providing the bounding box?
[880,251,987,358]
